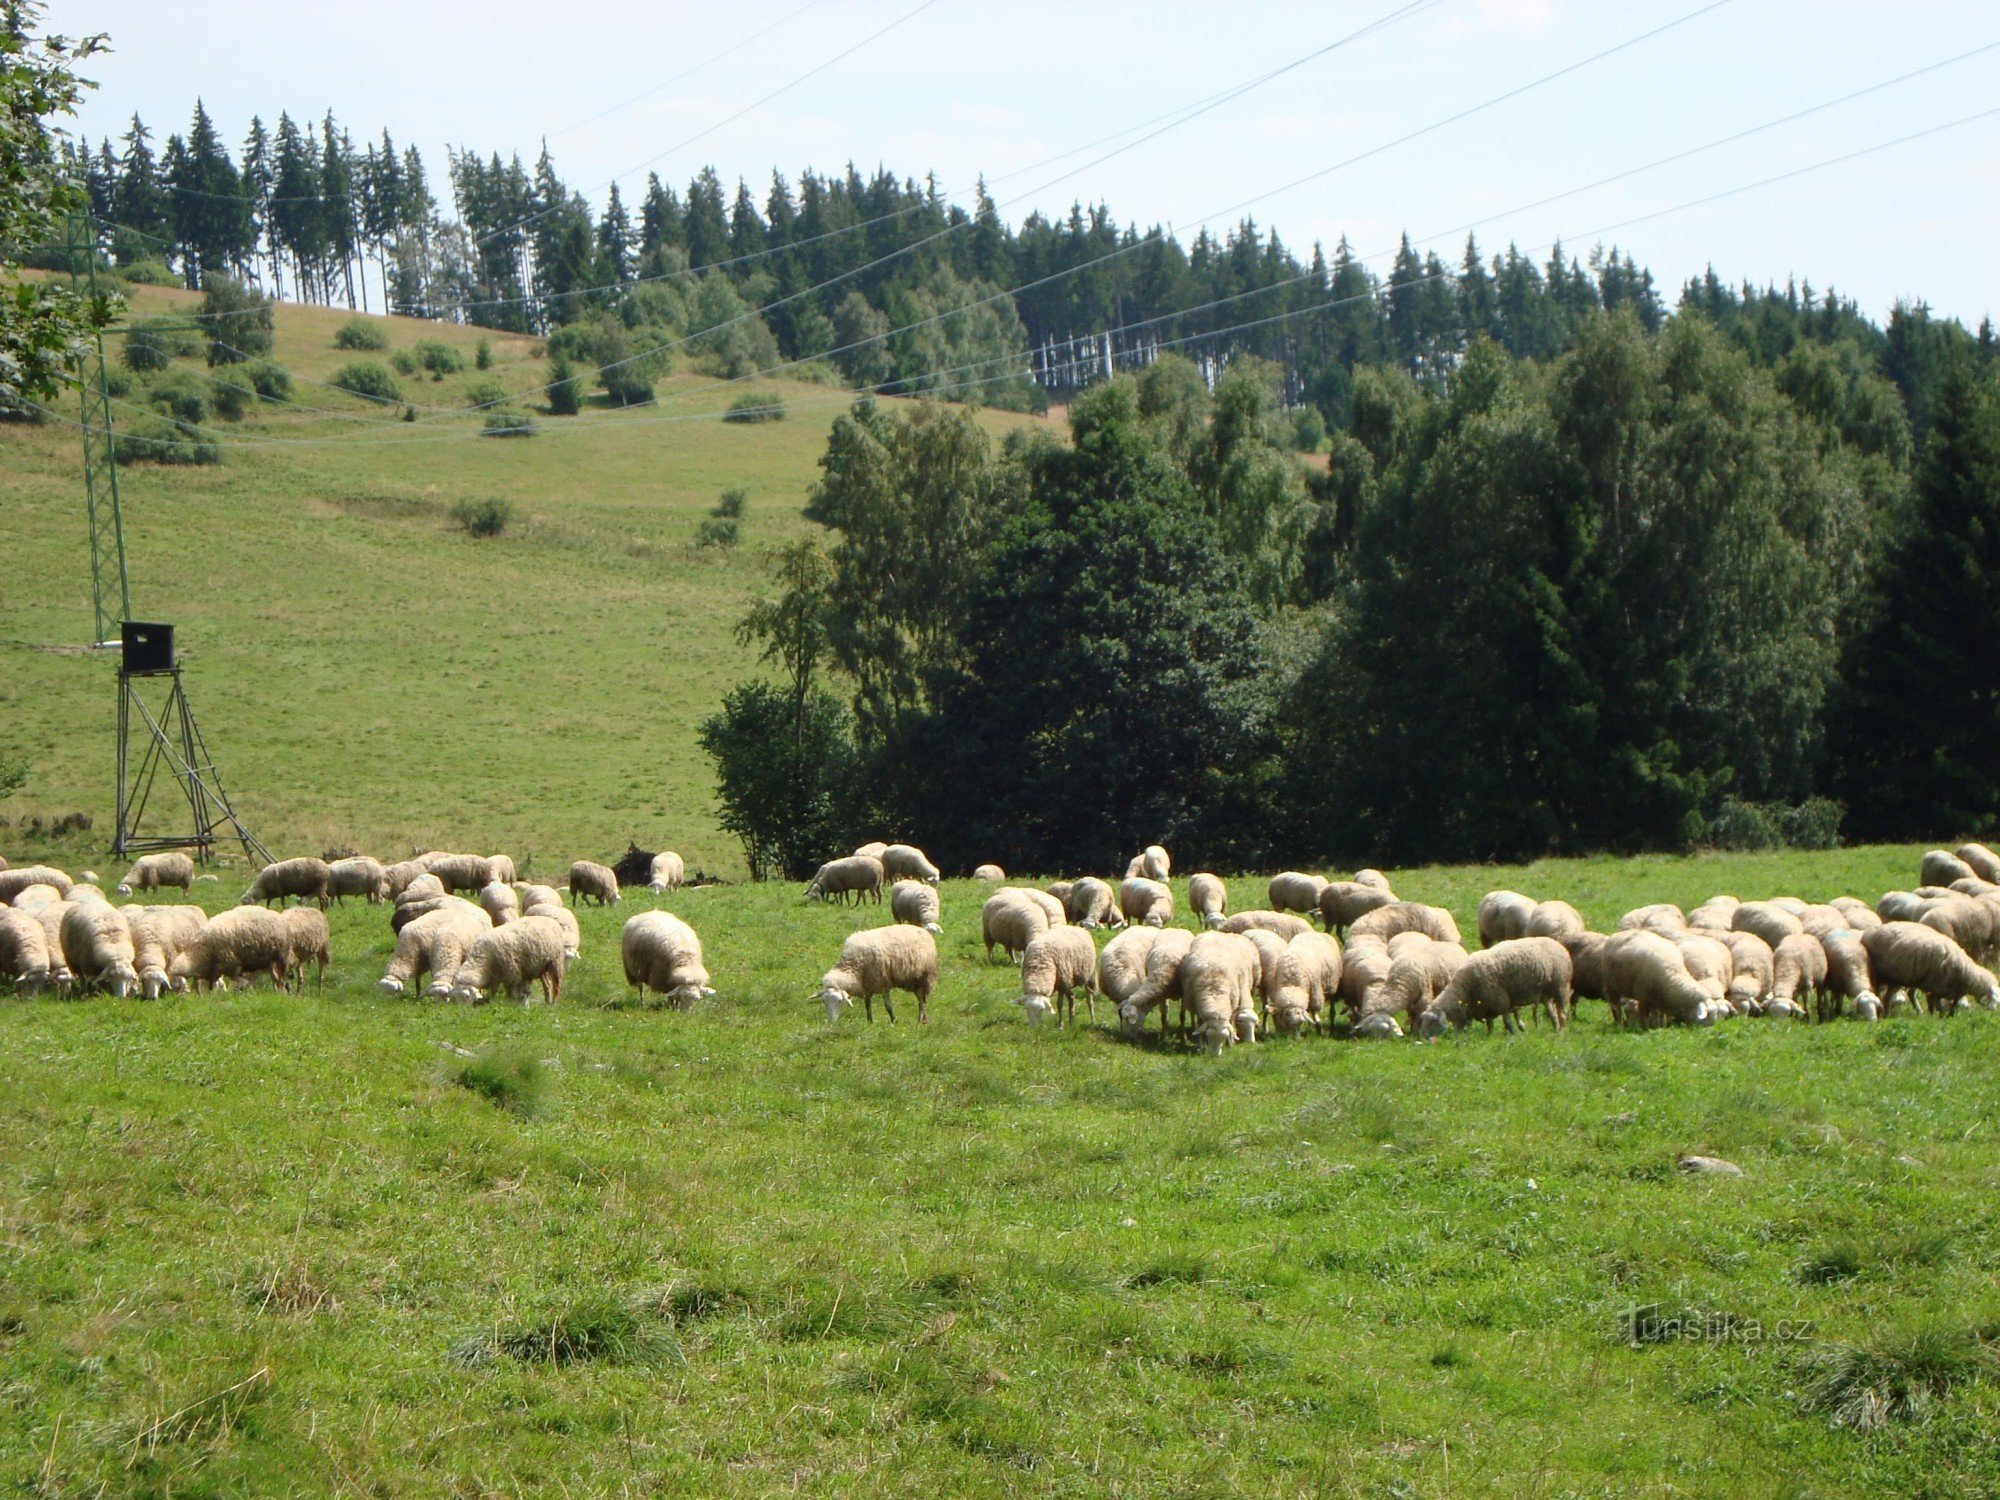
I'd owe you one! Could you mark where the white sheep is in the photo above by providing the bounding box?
[1221,910,1314,941]
[1523,900,1585,943]
[1476,890,1535,948]
[881,844,941,884]
[1044,880,1075,906]
[170,906,291,992]
[1601,929,1719,1027]
[1687,895,1740,931]
[377,901,492,997]
[479,881,521,926]
[1266,931,1341,1036]
[1561,931,1610,1011]
[125,904,206,998]
[890,879,944,935]
[620,910,712,1008]
[1188,873,1227,930]
[382,859,429,899]
[1268,872,1328,916]
[1732,901,1804,949]
[1817,928,1880,1021]
[1381,940,1468,1031]
[0,906,53,991]
[1337,933,1394,1021]
[1353,869,1393,892]
[117,851,195,895]
[60,903,138,997]
[1861,922,2000,1014]
[1668,931,1734,1008]
[1875,891,1928,925]
[412,851,491,893]
[486,854,517,886]
[1918,896,1996,966]
[240,857,332,908]
[567,860,621,907]
[1119,877,1173,929]
[981,891,1049,960]
[1828,896,1881,931]
[67,884,109,906]
[972,863,1005,882]
[1958,842,2000,883]
[24,901,73,986]
[521,890,581,961]
[1128,844,1171,882]
[0,866,73,904]
[1351,902,1462,946]
[1317,880,1396,935]
[1117,927,1194,1037]
[1716,929,1774,1014]
[819,924,938,1023]
[1921,850,1977,889]
[451,914,569,1005]
[1096,928,1160,1013]
[803,854,883,906]
[1016,927,1100,1026]
[11,883,65,912]
[1000,886,1067,928]
[1063,876,1119,929]
[1420,937,1573,1037]
[646,851,686,892]
[1618,903,1686,933]
[1180,931,1261,1052]
[853,841,890,861]
[1236,927,1291,1005]
[280,906,331,990]
[325,855,390,904]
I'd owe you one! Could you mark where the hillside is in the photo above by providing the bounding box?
[0,288,1045,875]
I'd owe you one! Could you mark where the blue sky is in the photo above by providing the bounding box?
[62,0,2000,327]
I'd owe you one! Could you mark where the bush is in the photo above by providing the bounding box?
[475,336,493,370]
[450,498,514,537]
[114,416,222,465]
[390,349,418,376]
[1290,404,1328,453]
[208,374,250,421]
[713,486,747,520]
[464,378,508,409]
[249,364,292,403]
[723,392,788,424]
[146,371,208,425]
[547,354,582,416]
[333,318,388,351]
[331,360,404,404]
[544,323,599,362]
[100,366,133,398]
[201,277,275,367]
[482,410,537,438]
[1707,797,1845,852]
[414,339,464,378]
[695,518,739,548]
[115,259,177,286]
[121,315,200,372]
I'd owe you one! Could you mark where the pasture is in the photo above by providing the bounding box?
[5,845,1999,1495]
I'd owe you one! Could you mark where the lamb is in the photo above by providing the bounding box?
[1317,881,1396,935]
[1921,850,1977,889]
[1828,896,1881,931]
[1119,877,1174,928]
[325,855,390,904]
[567,860,621,907]
[647,851,686,892]
[1862,922,2000,1014]
[1688,895,1740,931]
[1817,928,1880,1021]
[1959,842,2000,882]
[170,906,291,992]
[0,866,72,904]
[972,864,1005,882]
[125,904,206,998]
[1117,927,1194,1037]
[1524,900,1585,942]
[1382,940,1470,1031]
[881,844,941,885]
[479,880,521,926]
[280,907,331,990]
[1180,931,1261,1052]
[1337,933,1394,1020]
[1618,903,1686,933]
[1351,902,1462,946]
[1731,901,1804,950]
[803,854,883,906]
[1064,876,1119,929]
[620,910,712,1009]
[818,924,938,1023]
[60,903,138,996]
[0,907,52,991]
[890,879,943,935]
[1016,927,1100,1026]
[239,856,332,908]
[1266,931,1341,1036]
[450,913,569,1005]
[1268,872,1328,915]
[1602,929,1721,1027]
[117,851,195,895]
[377,902,492,997]
[1476,890,1536,948]
[1420,937,1573,1037]
[1188,873,1227,930]
[1221,909,1314,941]
[1096,928,1160,1013]
[981,891,1049,960]
[1717,929,1774,1014]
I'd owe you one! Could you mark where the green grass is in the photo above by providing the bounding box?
[5,848,2000,1494]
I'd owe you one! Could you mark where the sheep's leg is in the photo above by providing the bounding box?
[915,984,929,1024]
[864,993,874,1023]
[1083,986,1096,1023]
[881,992,896,1023]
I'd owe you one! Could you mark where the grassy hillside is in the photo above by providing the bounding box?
[6,846,1999,1495]
[0,287,1043,876]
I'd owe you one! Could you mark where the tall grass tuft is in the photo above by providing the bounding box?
[1799,1325,1996,1432]
[451,1045,543,1114]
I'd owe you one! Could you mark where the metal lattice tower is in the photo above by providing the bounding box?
[66,208,131,647]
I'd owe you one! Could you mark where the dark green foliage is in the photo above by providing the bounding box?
[697,488,746,548]
[450,1045,542,1113]
[146,370,208,424]
[412,339,463,378]
[208,371,250,420]
[389,349,417,377]
[113,415,221,465]
[332,317,386,351]
[1706,798,1845,852]
[248,363,291,402]
[120,315,200,372]
[698,683,857,882]
[546,353,582,415]
[330,360,402,403]
[200,277,275,366]
[480,410,536,437]
[463,378,506,408]
[724,392,788,423]
[475,335,492,370]
[449,498,513,536]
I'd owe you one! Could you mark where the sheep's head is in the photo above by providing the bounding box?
[449,979,487,1005]
[1267,993,1309,1037]
[924,922,942,936]
[1118,1000,1146,1036]
[1854,992,1882,1021]
[665,983,707,1011]
[14,968,48,995]
[1204,913,1226,930]
[106,962,138,999]
[116,882,134,896]
[1194,1015,1235,1056]
[1762,997,1805,1021]
[1017,992,1053,1024]
[1143,913,1166,928]
[1232,1008,1259,1044]
[140,968,167,1000]
[924,874,939,885]
[377,976,406,996]
[818,983,852,1023]
[168,953,195,986]
[1414,1006,1448,1040]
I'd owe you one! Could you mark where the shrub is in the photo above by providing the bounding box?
[100,367,133,398]
[146,371,208,425]
[115,259,177,286]
[390,349,418,376]
[331,360,403,404]
[713,486,747,520]
[1290,404,1328,453]
[414,339,464,378]
[333,318,388,351]
[249,364,292,403]
[544,323,599,362]
[201,277,275,367]
[475,336,493,370]
[695,518,739,548]
[482,410,537,438]
[121,316,200,372]
[114,416,222,465]
[450,1044,542,1112]
[1707,797,1845,852]
[450,498,514,537]
[463,378,508,409]
[723,392,788,424]
[1799,1325,1997,1432]
[208,373,250,421]
[547,354,582,416]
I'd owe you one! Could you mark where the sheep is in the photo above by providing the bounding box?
[24,902,73,986]
[1420,937,1574,1037]
[486,854,517,886]
[68,884,109,906]
[1119,877,1173,929]
[1669,931,1735,1007]
[818,924,938,1023]
[1236,927,1291,1003]
[981,891,1049,960]
[1096,928,1160,1013]
[1716,929,1774,1014]
[852,841,890,861]
[1921,850,1977,889]
[11,883,65,912]
[125,904,206,998]
[1732,901,1804,950]
[413,851,493,894]
[0,907,52,991]
[325,855,390,904]
[1602,929,1721,1027]
[1180,931,1261,1052]
[280,907,331,990]
[972,864,1005,882]
[1004,887,1068,928]
[1044,880,1075,905]
[1127,844,1171,882]
[1828,896,1881,931]
[803,855,883,906]
[1268,872,1328,916]
[646,851,686,892]
[1317,880,1396,935]
[1688,895,1740,931]
[0,866,72,904]
[390,877,454,932]
[1383,940,1469,1031]
[1064,876,1119,929]
[620,910,712,1008]
[1524,900,1585,942]
[1266,931,1342,1036]
[1919,896,1996,966]
[1619,903,1687,933]
[1863,922,2000,1014]
[881,844,941,885]
[59,904,138,997]
[515,882,561,909]
[520,888,581,960]
[567,860,621,907]
[377,902,491,997]
[1477,891,1536,948]
[1353,868,1393,892]
[1188,873,1227,930]
[1016,927,1100,1026]
[1876,891,1929,925]
[1797,903,1851,938]
[117,851,195,895]
[1959,842,2000,883]
[1337,933,1394,1020]
[239,857,332,908]
[382,859,429,899]
[1221,910,1314,941]
[451,913,569,1005]
[1351,902,1461,946]
[479,881,521,927]
[891,879,943,935]
[1561,931,1610,1009]
[170,906,291,993]
[1818,928,1880,1021]
[1118,927,1195,1038]
[1951,877,2000,899]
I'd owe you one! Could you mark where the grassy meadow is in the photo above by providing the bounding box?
[6,846,2000,1496]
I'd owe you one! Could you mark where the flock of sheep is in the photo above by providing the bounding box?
[3,838,1998,1058]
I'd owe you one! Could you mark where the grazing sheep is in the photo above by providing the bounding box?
[280,907,331,990]
[516,882,561,909]
[1236,927,1291,1003]
[412,852,491,894]
[24,902,73,986]
[1618,903,1686,933]
[1017,927,1100,1026]
[118,851,195,895]
[982,891,1049,961]
[648,851,686,892]
[1064,876,1119,929]
[1421,937,1574,1037]
[1188,873,1227,930]
[240,857,332,908]
[803,855,883,906]
[1337,933,1394,1020]
[1044,880,1075,905]
[1876,891,1928,925]
[1128,845,1170,882]
[1266,931,1342,1036]
[382,860,429,899]
[377,902,491,997]
[853,841,890,862]
[0,866,73,904]
[568,860,621,907]
[1863,922,2000,1014]
[1921,850,1977,889]
[390,880,455,933]
[1951,877,2000,899]
[1717,929,1774,1014]
[973,863,1005,882]
[1353,869,1393,892]
[1269,872,1328,916]
[1919,896,1996,966]
[1796,903,1850,938]
[60,903,138,997]
[1351,902,1462,946]
[67,884,109,906]
[519,888,581,960]
[451,914,569,1005]
[1383,940,1469,1031]
[486,854,516,886]
[1688,896,1740,931]
[1097,928,1160,1013]
[125,904,206,998]
[1221,909,1314,941]
[1524,900,1585,942]
[819,925,938,1023]
[881,844,941,885]
[1602,929,1720,1027]
[1828,896,1881,931]
[170,906,291,992]
[1119,877,1174,929]
[1181,931,1261,1052]
[0,907,52,991]
[1669,931,1735,1007]
[1477,891,1536,948]
[1818,928,1880,1021]
[891,879,944,935]
[620,911,712,1008]
[1959,843,2000,883]
[1561,931,1610,1009]
[1004,887,1067,928]
[1118,927,1195,1038]
[1732,901,1804,950]
[325,856,390,904]
[479,881,521,926]
[11,883,64,912]
[1317,880,1396,935]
